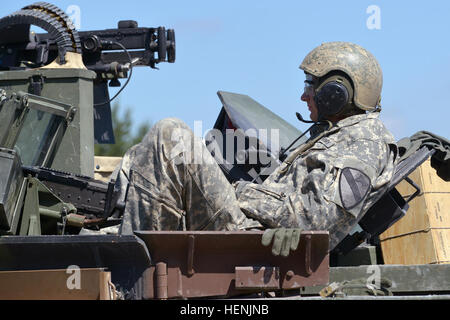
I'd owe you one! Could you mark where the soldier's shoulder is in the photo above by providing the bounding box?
[365,114,396,144]
[343,113,395,144]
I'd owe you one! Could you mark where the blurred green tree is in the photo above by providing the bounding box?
[94,102,151,157]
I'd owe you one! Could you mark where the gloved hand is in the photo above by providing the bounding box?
[261,228,301,257]
[320,277,393,297]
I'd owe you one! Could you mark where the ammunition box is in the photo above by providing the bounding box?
[0,68,96,177]
[0,148,24,231]
[380,159,450,265]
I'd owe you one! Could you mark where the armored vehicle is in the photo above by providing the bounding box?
[0,2,448,301]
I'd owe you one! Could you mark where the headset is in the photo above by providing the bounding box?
[314,72,355,119]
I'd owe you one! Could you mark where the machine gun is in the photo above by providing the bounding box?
[0,2,175,75]
[0,147,124,236]
[0,2,176,144]
[0,2,176,235]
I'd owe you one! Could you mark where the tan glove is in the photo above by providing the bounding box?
[261,228,301,257]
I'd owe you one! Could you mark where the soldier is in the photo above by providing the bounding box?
[116,42,398,257]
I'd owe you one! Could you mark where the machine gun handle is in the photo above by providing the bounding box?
[157,27,167,62]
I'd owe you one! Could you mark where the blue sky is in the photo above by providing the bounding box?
[2,0,450,142]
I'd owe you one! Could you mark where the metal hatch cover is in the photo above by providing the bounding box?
[217,91,308,152]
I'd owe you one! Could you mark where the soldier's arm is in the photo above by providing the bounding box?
[236,138,391,249]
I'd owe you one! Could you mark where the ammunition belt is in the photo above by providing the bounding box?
[0,1,81,64]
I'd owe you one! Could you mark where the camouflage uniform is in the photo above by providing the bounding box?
[118,112,397,250]
[234,112,397,249]
[118,117,262,235]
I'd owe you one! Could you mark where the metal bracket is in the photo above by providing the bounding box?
[404,177,422,203]
[305,234,313,276]
[19,176,80,236]
[187,234,195,276]
[17,91,74,118]
[155,262,168,300]
[20,176,41,236]
[29,75,45,96]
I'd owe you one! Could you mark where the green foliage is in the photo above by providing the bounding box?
[94,102,151,157]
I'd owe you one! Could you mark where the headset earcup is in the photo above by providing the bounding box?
[314,81,349,117]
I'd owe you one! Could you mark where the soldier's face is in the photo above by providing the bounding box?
[301,76,319,122]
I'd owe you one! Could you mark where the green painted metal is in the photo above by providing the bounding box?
[20,177,40,236]
[18,176,77,236]
[331,245,378,267]
[0,68,96,177]
[300,264,450,296]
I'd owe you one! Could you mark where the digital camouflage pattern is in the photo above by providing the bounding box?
[118,113,397,250]
[235,112,397,249]
[118,118,262,235]
[300,42,383,111]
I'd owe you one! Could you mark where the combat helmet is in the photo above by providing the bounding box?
[300,41,383,117]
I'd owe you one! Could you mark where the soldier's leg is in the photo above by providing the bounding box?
[119,118,260,234]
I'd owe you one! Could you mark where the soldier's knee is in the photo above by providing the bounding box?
[139,117,193,153]
[153,117,189,133]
